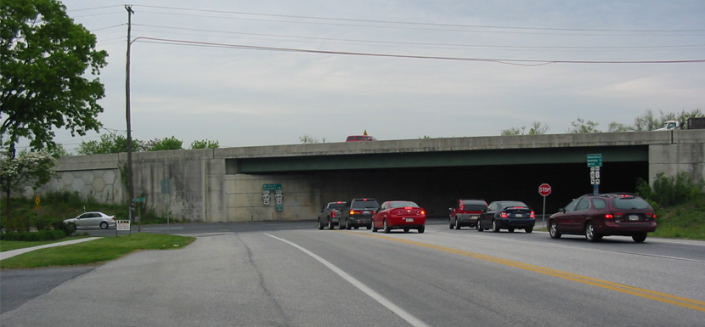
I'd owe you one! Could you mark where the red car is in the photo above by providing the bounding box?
[548,193,657,243]
[372,200,426,233]
[346,135,377,142]
[449,199,487,230]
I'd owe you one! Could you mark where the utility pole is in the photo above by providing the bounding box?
[125,5,135,227]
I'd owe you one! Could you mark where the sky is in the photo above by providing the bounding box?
[40,0,705,152]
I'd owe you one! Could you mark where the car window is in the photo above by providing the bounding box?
[498,201,526,209]
[351,200,379,209]
[355,136,363,141]
[389,201,418,208]
[564,199,580,212]
[611,197,651,209]
[575,199,591,211]
[329,203,345,209]
[592,198,607,209]
[488,202,496,211]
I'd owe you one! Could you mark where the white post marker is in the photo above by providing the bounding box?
[538,183,552,225]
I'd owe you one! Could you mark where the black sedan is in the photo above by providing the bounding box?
[478,201,535,233]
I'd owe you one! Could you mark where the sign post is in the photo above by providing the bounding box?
[538,183,551,226]
[587,154,602,194]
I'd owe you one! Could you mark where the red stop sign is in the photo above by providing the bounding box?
[538,183,552,196]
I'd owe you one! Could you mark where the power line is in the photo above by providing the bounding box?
[133,37,705,65]
[134,5,705,34]
[132,23,705,52]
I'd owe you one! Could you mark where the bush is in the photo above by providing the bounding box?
[637,172,705,207]
[0,230,65,241]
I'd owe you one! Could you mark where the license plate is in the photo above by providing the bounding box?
[515,214,523,218]
[363,211,370,214]
[405,218,414,222]
[629,215,639,221]
[471,216,478,219]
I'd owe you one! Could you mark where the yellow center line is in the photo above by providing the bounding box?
[352,232,705,312]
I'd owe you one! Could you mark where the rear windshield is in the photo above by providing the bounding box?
[462,205,486,211]
[389,201,418,208]
[351,200,379,209]
[611,197,651,210]
[328,203,345,209]
[499,201,527,209]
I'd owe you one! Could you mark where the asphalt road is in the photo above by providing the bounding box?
[2,220,704,326]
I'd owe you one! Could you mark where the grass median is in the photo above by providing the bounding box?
[0,233,195,269]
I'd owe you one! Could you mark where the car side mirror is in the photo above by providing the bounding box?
[559,207,565,213]
[448,207,453,211]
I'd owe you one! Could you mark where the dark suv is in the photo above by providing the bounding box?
[340,198,379,230]
[449,199,487,229]
[548,193,657,243]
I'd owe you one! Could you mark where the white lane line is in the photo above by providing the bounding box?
[265,233,430,327]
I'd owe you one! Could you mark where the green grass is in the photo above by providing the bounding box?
[651,202,705,240]
[0,235,90,252]
[0,233,195,269]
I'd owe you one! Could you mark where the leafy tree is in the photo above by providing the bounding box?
[1,0,108,155]
[49,143,70,158]
[191,139,219,149]
[0,149,57,223]
[147,136,183,151]
[299,135,326,143]
[77,133,146,155]
[609,109,704,132]
[569,118,601,134]
[501,122,548,136]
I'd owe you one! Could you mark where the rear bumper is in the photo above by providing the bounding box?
[495,219,535,229]
[388,217,426,228]
[347,216,372,227]
[458,215,479,226]
[598,221,657,235]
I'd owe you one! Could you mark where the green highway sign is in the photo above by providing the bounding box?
[133,197,145,202]
[263,183,282,191]
[587,154,602,167]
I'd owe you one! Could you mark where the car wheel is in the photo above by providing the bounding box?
[549,221,561,239]
[492,220,500,233]
[384,220,391,233]
[328,219,335,230]
[418,226,425,233]
[632,233,647,243]
[449,218,453,229]
[372,222,378,232]
[525,227,533,233]
[477,221,484,232]
[100,221,109,229]
[346,220,352,230]
[318,220,324,230]
[366,224,371,230]
[508,228,515,233]
[585,222,602,242]
[455,218,461,230]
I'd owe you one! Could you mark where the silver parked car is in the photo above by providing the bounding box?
[64,212,116,230]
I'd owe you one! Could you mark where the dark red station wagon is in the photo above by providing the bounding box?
[548,193,658,243]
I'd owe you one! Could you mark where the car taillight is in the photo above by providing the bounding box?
[420,210,425,215]
[332,211,336,217]
[530,211,535,219]
[112,217,116,220]
[605,214,614,219]
[500,212,508,218]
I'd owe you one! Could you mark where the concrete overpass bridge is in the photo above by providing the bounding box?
[45,130,704,222]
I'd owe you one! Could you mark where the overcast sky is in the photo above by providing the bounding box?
[46,0,705,152]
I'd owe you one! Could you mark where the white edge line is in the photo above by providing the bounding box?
[265,233,431,327]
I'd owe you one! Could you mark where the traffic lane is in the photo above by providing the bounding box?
[0,266,96,314]
[277,227,705,326]
[396,225,705,302]
[0,232,412,327]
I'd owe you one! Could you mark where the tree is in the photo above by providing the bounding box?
[569,118,601,133]
[1,0,108,155]
[191,139,219,149]
[77,133,146,155]
[501,122,548,136]
[609,109,704,132]
[147,136,183,151]
[299,135,326,143]
[0,149,57,225]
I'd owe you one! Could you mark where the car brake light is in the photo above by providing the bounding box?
[605,214,614,219]
[513,206,523,209]
[500,212,508,218]
[420,210,425,215]
[404,207,412,209]
[332,211,336,217]
[530,211,535,219]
